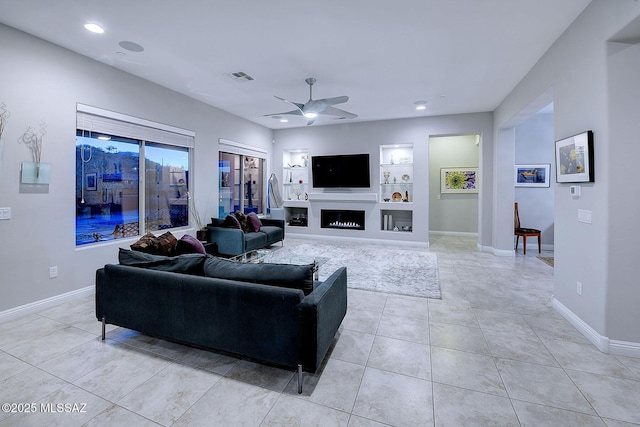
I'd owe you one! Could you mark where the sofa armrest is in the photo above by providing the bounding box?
[298,267,348,371]
[206,226,245,255]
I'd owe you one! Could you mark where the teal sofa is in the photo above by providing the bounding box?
[205,217,284,256]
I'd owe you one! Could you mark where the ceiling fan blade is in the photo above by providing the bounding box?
[263,109,303,117]
[322,106,358,119]
[317,95,349,106]
[274,95,304,111]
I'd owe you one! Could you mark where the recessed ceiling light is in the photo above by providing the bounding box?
[303,112,317,119]
[84,23,104,34]
[414,100,427,110]
[280,118,288,123]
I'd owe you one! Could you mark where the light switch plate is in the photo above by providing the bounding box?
[578,209,592,224]
[0,207,11,220]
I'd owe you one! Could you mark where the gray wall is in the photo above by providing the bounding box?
[494,0,640,346]
[273,114,493,246]
[514,113,555,247]
[0,24,273,313]
[428,135,479,234]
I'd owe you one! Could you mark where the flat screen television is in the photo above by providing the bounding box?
[311,153,370,188]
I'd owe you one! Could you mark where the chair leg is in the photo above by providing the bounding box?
[515,236,519,251]
[523,236,527,255]
[538,235,541,254]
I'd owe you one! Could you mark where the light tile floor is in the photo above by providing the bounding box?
[1,235,639,426]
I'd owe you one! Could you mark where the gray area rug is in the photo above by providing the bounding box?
[270,241,441,299]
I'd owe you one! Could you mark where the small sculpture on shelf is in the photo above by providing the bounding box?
[292,185,304,200]
[403,190,409,202]
[383,171,390,184]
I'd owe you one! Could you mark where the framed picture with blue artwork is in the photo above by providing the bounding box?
[514,164,550,187]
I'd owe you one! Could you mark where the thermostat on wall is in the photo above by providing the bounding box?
[570,185,581,198]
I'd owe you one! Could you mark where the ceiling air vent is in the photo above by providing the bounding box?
[227,71,255,82]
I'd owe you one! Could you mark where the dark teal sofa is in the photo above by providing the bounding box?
[95,252,347,393]
[206,218,285,256]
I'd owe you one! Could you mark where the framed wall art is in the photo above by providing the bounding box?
[441,168,478,193]
[555,130,594,183]
[514,164,550,187]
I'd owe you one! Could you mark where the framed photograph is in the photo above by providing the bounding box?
[514,164,550,187]
[86,173,97,190]
[441,168,478,193]
[555,130,594,183]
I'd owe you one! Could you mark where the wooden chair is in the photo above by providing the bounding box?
[514,202,541,255]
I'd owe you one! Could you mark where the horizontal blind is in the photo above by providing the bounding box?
[77,104,194,148]
[218,138,267,159]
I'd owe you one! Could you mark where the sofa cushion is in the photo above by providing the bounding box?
[244,232,268,251]
[176,234,206,255]
[247,212,262,232]
[260,226,283,242]
[203,256,314,295]
[119,248,206,275]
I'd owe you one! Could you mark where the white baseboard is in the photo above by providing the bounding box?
[553,298,640,358]
[429,231,478,237]
[285,233,429,248]
[0,286,94,324]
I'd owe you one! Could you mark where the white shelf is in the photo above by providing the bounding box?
[307,192,378,202]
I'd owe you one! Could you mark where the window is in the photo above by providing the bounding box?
[76,105,194,246]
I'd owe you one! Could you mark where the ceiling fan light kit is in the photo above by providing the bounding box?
[265,77,357,126]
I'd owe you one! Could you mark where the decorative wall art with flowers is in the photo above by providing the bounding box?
[440,168,478,193]
[555,130,594,183]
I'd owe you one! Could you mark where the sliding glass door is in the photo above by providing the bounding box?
[219,152,264,217]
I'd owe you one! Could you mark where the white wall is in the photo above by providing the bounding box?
[494,1,640,348]
[515,113,555,247]
[273,113,493,246]
[428,135,479,234]
[0,24,273,314]
[606,39,640,344]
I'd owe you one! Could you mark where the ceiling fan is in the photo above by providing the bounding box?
[265,77,357,125]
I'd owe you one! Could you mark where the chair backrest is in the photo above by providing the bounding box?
[514,202,521,229]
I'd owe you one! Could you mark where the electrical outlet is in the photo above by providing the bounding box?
[49,266,58,279]
[576,281,582,295]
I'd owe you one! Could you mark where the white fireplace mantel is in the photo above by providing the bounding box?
[307,193,378,202]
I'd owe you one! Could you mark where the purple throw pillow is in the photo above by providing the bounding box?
[176,234,207,254]
[247,213,262,232]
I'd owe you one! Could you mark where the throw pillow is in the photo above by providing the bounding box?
[223,214,241,229]
[155,231,178,256]
[203,256,314,295]
[118,248,206,275]
[247,212,262,232]
[176,234,207,255]
[234,212,251,233]
[130,232,158,254]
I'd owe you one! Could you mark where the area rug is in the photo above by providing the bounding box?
[537,256,554,267]
[270,241,441,299]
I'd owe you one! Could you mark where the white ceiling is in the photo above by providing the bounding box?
[0,0,590,129]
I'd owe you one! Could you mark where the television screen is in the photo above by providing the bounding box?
[311,154,370,188]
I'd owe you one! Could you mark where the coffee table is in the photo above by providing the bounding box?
[229,249,327,280]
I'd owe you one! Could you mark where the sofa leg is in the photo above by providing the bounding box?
[101,317,106,341]
[297,364,303,394]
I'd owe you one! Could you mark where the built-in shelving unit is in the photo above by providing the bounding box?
[282,149,309,226]
[379,144,413,232]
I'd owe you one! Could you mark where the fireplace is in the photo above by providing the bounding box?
[321,209,365,230]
